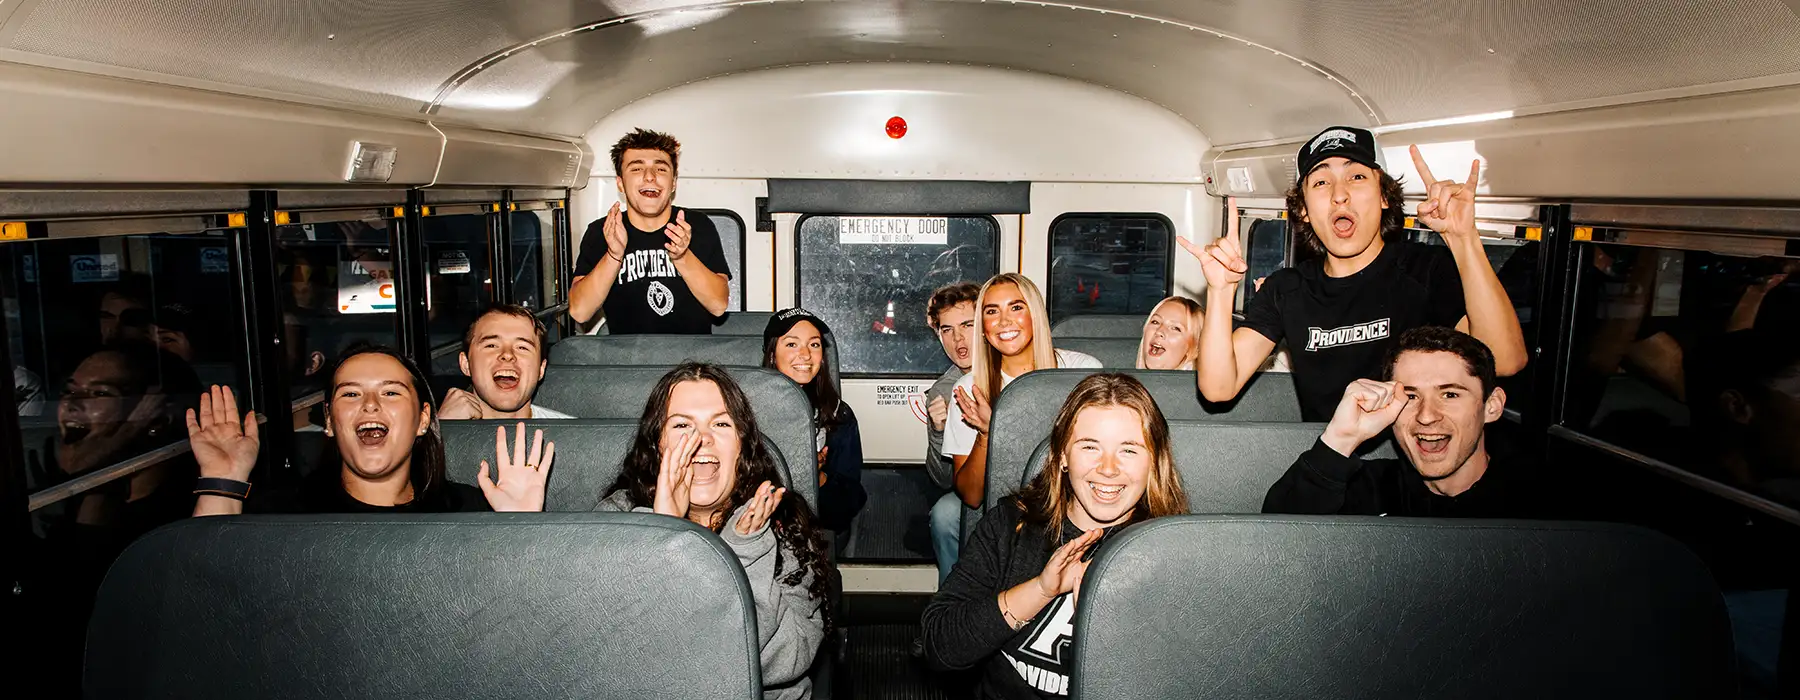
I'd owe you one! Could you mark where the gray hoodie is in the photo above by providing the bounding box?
[598,490,824,700]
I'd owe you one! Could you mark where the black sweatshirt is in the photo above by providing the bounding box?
[922,500,1090,698]
[1262,435,1553,518]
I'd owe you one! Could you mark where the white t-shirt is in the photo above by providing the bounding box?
[530,404,575,419]
[943,348,1102,457]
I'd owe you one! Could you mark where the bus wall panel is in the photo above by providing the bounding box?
[1207,84,1800,203]
[583,64,1212,184]
[435,126,591,189]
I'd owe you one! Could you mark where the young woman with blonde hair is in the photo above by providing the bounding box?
[1136,295,1204,371]
[942,273,1101,509]
[923,373,1190,698]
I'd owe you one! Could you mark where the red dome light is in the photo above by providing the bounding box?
[886,116,907,139]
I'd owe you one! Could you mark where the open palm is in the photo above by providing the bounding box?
[185,385,259,481]
[478,422,554,512]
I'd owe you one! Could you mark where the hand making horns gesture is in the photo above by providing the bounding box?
[1410,145,1482,242]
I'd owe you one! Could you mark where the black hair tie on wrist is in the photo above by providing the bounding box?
[194,477,252,501]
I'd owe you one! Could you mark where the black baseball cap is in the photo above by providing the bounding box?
[1296,126,1386,184]
[763,308,833,346]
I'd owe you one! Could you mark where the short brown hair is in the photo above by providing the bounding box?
[462,304,548,357]
[609,128,680,176]
[926,282,981,327]
[1285,167,1407,255]
[1382,326,1498,398]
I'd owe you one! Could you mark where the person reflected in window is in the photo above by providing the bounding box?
[761,308,866,532]
[945,273,1103,509]
[188,344,552,515]
[1263,327,1551,518]
[31,342,201,533]
[1185,127,1527,422]
[1135,296,1203,371]
[438,304,572,420]
[570,128,730,333]
[1686,328,1800,507]
[96,273,153,345]
[151,302,198,363]
[598,363,832,700]
[923,374,1190,699]
[924,282,981,584]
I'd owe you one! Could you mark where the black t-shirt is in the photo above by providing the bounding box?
[249,467,491,514]
[573,206,730,334]
[1240,240,1467,421]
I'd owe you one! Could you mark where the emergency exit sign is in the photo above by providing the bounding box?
[838,217,948,245]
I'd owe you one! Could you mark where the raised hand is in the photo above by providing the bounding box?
[928,395,949,431]
[1035,528,1104,601]
[478,422,554,512]
[437,387,487,420]
[1322,379,1410,456]
[1177,196,1247,290]
[185,385,259,481]
[734,480,787,536]
[654,428,701,518]
[603,202,628,264]
[1410,145,1481,242]
[664,209,693,260]
[953,385,993,434]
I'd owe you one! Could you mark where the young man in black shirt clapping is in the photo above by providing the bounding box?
[1184,126,1527,421]
[570,128,731,334]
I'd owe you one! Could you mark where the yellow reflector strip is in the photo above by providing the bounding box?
[508,203,518,211]
[556,200,566,209]
[1405,217,1417,229]
[0,222,26,240]
[274,211,292,225]
[392,206,405,218]
[421,205,432,216]
[1525,227,1542,241]
[491,203,501,212]
[227,212,247,228]
[1276,211,1286,219]
[1574,226,1594,241]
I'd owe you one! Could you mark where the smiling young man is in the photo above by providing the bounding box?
[438,304,571,420]
[570,128,731,334]
[1261,327,1549,518]
[1184,125,1526,421]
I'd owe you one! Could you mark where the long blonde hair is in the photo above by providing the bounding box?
[1016,373,1190,540]
[972,273,1058,402]
[1135,296,1204,370]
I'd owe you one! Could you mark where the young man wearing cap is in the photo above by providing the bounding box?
[570,128,731,334]
[1184,126,1527,421]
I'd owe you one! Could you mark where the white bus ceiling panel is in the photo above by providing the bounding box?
[1209,82,1800,202]
[584,64,1214,183]
[4,1,1799,147]
[435,126,591,188]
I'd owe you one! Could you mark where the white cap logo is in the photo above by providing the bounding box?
[1309,128,1358,154]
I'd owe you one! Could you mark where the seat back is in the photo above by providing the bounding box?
[532,366,816,506]
[550,334,766,366]
[996,422,1394,516]
[440,418,808,513]
[598,311,772,336]
[85,513,763,700]
[1050,314,1145,338]
[1073,516,1734,700]
[1048,336,1138,369]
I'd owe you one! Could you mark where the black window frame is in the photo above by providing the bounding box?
[793,212,1002,379]
[1045,212,1176,325]
[691,207,748,313]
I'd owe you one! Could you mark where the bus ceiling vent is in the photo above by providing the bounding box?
[344,141,398,183]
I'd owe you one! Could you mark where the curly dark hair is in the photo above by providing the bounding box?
[1285,166,1407,256]
[609,128,681,176]
[606,362,837,633]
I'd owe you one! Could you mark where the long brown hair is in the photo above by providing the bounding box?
[1016,373,1189,544]
[972,273,1058,402]
[607,363,837,631]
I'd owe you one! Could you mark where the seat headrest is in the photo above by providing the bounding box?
[86,513,763,700]
[1049,314,1147,338]
[549,335,766,366]
[1074,516,1734,699]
